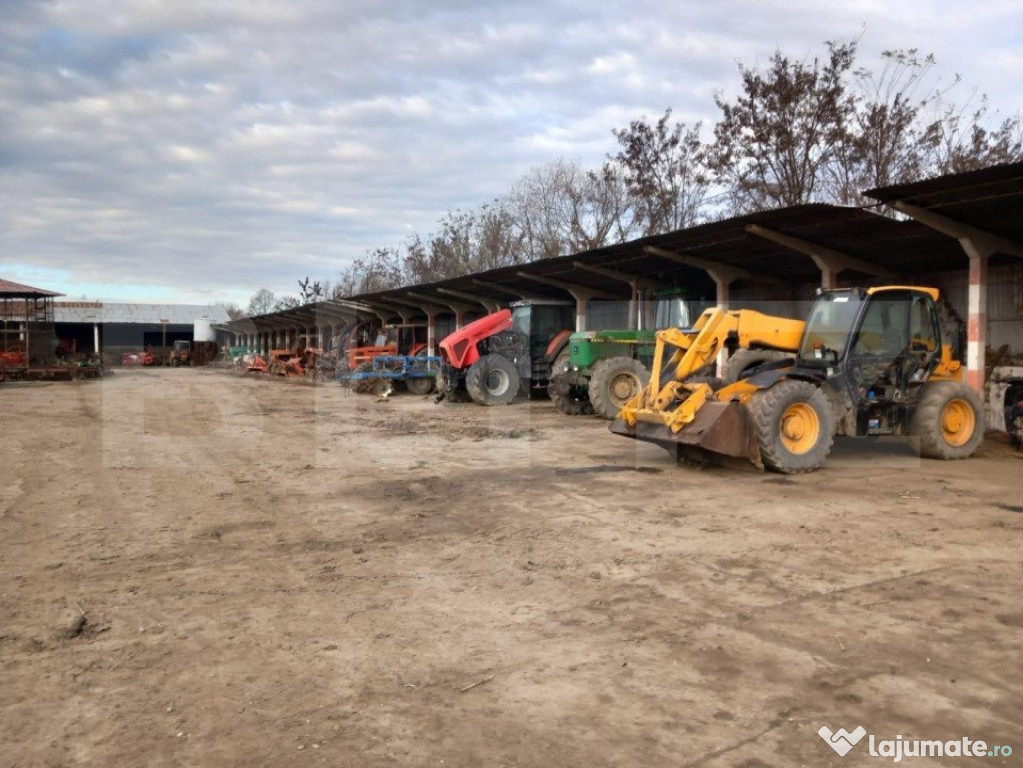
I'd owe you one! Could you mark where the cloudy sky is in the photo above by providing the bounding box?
[1,0,1019,306]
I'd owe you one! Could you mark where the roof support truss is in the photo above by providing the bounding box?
[893,202,1023,258]
[471,279,543,300]
[643,245,786,307]
[436,287,503,313]
[513,271,621,301]
[744,224,898,287]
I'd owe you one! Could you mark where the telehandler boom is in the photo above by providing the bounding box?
[611,286,983,473]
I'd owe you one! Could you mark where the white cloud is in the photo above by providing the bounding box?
[0,0,1019,303]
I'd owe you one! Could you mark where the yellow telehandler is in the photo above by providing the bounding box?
[610,286,983,473]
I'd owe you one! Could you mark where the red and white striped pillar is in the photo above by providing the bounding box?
[963,241,989,393]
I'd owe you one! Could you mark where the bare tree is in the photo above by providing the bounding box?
[827,49,949,204]
[713,41,857,212]
[929,95,1022,174]
[507,159,640,259]
[246,288,276,317]
[297,277,325,303]
[217,302,246,320]
[507,161,576,261]
[611,109,711,234]
[333,247,406,297]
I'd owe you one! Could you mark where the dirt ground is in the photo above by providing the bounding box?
[2,368,1021,767]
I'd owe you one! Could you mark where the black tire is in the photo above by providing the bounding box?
[588,357,649,420]
[553,390,594,416]
[910,381,984,460]
[719,349,793,384]
[407,376,434,395]
[547,351,572,400]
[748,379,835,474]
[465,354,519,406]
[351,363,375,394]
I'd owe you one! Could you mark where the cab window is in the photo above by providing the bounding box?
[852,294,910,356]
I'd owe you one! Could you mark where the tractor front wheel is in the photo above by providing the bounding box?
[749,379,835,474]
[911,381,983,459]
[588,357,649,420]
[466,354,519,406]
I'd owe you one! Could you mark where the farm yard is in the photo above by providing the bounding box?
[2,368,1020,767]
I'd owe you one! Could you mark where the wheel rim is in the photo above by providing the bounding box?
[941,398,975,447]
[486,368,510,396]
[780,402,820,455]
[608,372,639,406]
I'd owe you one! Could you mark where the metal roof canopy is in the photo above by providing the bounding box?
[0,279,63,298]
[347,204,968,309]
[865,160,1023,392]
[225,161,1023,335]
[865,161,1023,256]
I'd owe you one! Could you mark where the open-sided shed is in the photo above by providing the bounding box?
[224,162,1023,391]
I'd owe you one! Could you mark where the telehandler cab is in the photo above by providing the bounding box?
[610,286,983,473]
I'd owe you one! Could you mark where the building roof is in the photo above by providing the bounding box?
[865,161,1023,249]
[54,302,230,325]
[224,161,1023,333]
[0,278,63,298]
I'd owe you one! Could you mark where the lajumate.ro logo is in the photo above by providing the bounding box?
[818,725,1013,762]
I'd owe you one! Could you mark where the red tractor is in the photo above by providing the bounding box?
[437,299,575,405]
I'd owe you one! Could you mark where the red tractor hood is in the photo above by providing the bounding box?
[438,309,512,369]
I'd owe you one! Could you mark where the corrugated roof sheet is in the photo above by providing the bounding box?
[53,302,230,324]
[865,161,1023,246]
[0,278,63,297]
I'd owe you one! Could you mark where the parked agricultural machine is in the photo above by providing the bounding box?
[611,286,984,473]
[548,292,713,418]
[121,349,156,366]
[168,339,192,366]
[437,299,575,405]
[336,322,440,394]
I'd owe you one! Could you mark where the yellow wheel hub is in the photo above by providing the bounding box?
[780,402,820,455]
[941,398,975,447]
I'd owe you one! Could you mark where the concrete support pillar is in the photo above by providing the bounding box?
[454,311,464,331]
[427,313,436,357]
[715,278,731,311]
[820,266,838,291]
[575,297,587,332]
[962,239,990,394]
[93,323,100,355]
[714,278,733,373]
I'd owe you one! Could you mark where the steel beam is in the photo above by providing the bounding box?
[644,245,787,290]
[571,261,669,290]
[513,271,621,300]
[893,202,1023,258]
[471,279,543,300]
[744,223,898,287]
[436,287,503,314]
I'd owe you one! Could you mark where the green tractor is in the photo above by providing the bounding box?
[548,291,710,418]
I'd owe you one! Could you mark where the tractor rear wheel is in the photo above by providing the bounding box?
[720,349,792,384]
[911,381,983,459]
[588,357,649,419]
[749,379,835,473]
[407,376,434,395]
[466,354,519,406]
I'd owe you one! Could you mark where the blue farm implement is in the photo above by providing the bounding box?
[336,354,441,396]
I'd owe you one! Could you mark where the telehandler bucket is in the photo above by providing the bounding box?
[610,400,762,467]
